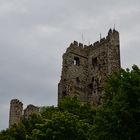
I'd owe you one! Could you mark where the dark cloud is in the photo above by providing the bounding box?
[0,0,140,130]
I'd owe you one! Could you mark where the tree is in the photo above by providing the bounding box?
[58,96,81,114]
[1,65,140,140]
[92,65,140,140]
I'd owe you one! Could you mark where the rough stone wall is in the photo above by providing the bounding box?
[58,41,89,104]
[9,99,40,128]
[9,99,23,128]
[24,104,39,119]
[58,29,121,105]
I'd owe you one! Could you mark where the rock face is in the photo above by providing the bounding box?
[9,99,39,128]
[58,29,121,105]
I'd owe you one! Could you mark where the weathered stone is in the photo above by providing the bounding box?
[58,29,121,105]
[9,99,23,128]
[9,99,39,128]
[24,104,39,119]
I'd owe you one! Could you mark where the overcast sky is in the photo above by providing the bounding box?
[0,0,140,130]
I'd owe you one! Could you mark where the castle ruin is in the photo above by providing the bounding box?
[9,28,121,128]
[9,99,23,128]
[24,104,40,119]
[9,99,39,128]
[58,29,121,105]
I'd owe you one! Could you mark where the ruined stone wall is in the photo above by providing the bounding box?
[58,29,121,105]
[9,99,40,128]
[24,104,39,119]
[58,41,89,104]
[9,99,23,128]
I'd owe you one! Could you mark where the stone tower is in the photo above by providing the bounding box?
[24,104,39,119]
[9,99,23,127]
[58,29,121,105]
[9,99,40,128]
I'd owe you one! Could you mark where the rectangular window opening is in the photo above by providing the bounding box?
[74,57,80,66]
[76,77,80,83]
[92,57,97,67]
[63,91,67,97]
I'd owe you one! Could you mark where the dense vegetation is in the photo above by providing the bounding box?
[1,65,140,140]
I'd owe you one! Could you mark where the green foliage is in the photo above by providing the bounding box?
[93,65,140,140]
[58,96,81,114]
[34,111,79,140]
[1,65,140,140]
[40,106,59,119]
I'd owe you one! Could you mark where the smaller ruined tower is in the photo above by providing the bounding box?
[24,104,39,119]
[9,99,23,128]
[9,99,40,128]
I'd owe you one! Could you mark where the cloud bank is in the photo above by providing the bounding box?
[0,0,140,130]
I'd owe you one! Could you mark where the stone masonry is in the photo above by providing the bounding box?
[9,99,23,128]
[9,99,39,128]
[58,29,121,105]
[24,104,39,119]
